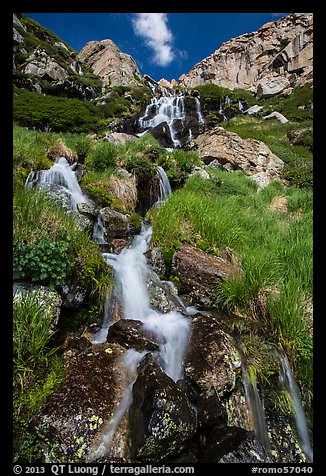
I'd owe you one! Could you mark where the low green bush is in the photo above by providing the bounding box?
[85,141,118,171]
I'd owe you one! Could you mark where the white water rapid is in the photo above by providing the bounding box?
[139,94,186,147]
[278,352,313,462]
[103,225,191,382]
[25,157,89,210]
[92,209,107,245]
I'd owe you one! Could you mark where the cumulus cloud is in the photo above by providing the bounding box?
[132,13,174,66]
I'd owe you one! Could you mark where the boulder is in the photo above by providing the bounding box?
[219,433,271,463]
[76,202,98,220]
[13,283,62,332]
[128,354,197,462]
[190,166,210,180]
[58,280,87,310]
[104,132,138,145]
[244,105,263,115]
[147,269,187,314]
[32,342,128,462]
[171,244,244,306]
[147,122,174,149]
[184,313,242,397]
[250,171,272,189]
[107,319,161,352]
[263,111,289,123]
[199,426,251,463]
[102,208,129,238]
[194,128,284,180]
[256,78,291,99]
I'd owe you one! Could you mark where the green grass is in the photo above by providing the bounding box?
[13,291,67,462]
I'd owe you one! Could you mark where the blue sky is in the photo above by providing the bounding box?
[23,13,290,82]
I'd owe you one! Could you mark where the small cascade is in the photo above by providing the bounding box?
[88,349,147,460]
[195,97,205,124]
[239,100,245,112]
[243,365,270,453]
[187,129,193,143]
[92,209,107,245]
[25,157,89,210]
[103,225,191,382]
[157,165,172,202]
[278,351,313,462]
[219,100,228,122]
[139,93,186,147]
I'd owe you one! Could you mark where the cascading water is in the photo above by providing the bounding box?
[157,165,172,202]
[103,224,191,382]
[139,94,186,147]
[243,365,270,453]
[278,352,313,462]
[195,97,205,124]
[92,209,107,245]
[25,157,89,210]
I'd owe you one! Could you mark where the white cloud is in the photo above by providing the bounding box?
[132,13,174,66]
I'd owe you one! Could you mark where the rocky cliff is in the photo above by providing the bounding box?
[13,13,102,99]
[179,13,313,97]
[77,39,144,88]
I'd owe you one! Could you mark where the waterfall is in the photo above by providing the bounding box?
[92,209,107,245]
[243,365,270,453]
[25,157,89,210]
[195,97,205,124]
[239,100,245,112]
[103,225,191,382]
[138,93,186,147]
[278,352,313,462]
[157,165,172,202]
[219,100,227,122]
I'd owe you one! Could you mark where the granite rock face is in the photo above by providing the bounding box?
[77,39,143,88]
[179,13,313,96]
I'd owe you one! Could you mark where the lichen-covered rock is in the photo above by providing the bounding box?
[102,208,130,238]
[58,280,87,310]
[128,354,197,462]
[147,269,187,314]
[104,132,137,144]
[13,283,62,331]
[184,313,242,397]
[171,244,243,306]
[145,247,166,278]
[32,342,127,462]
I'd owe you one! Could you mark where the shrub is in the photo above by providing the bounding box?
[13,89,103,133]
[13,233,74,287]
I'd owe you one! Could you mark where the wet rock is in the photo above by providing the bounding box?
[147,269,187,314]
[13,282,62,331]
[110,238,131,253]
[107,319,161,352]
[171,244,243,306]
[76,202,98,220]
[200,426,250,462]
[185,314,242,397]
[145,247,166,278]
[128,354,197,462]
[32,342,127,462]
[147,122,174,149]
[219,432,271,462]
